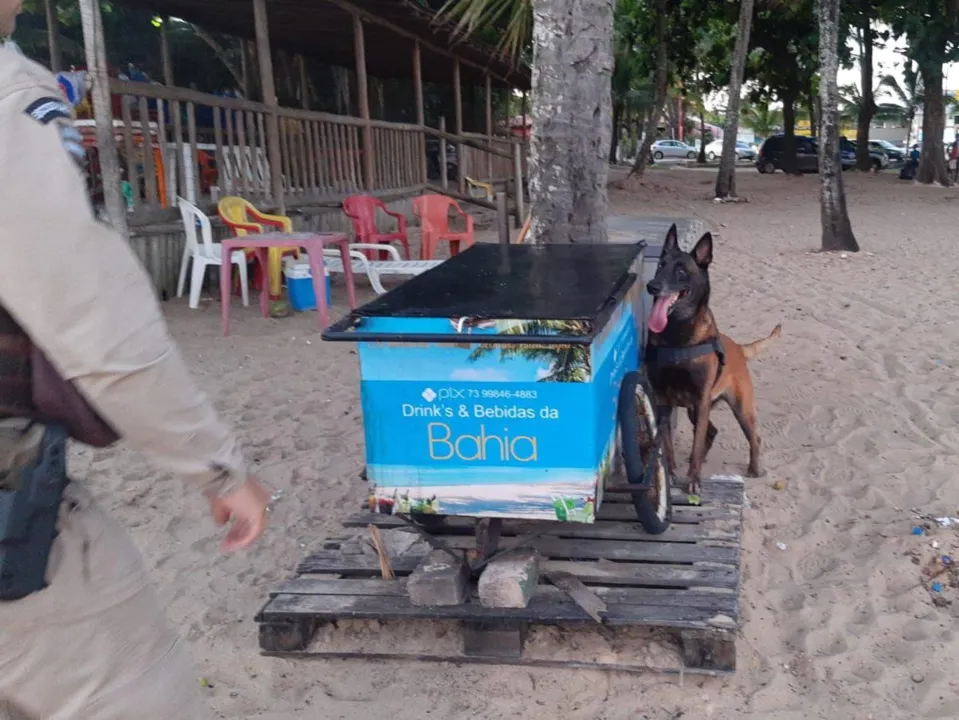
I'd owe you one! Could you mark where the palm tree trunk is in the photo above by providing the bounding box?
[698,105,707,163]
[44,0,62,72]
[782,90,798,174]
[855,17,876,172]
[529,0,615,243]
[817,0,859,252]
[714,0,755,199]
[610,99,623,163]
[630,0,668,178]
[917,63,951,185]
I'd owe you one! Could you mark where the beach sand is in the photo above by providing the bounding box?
[69,167,959,719]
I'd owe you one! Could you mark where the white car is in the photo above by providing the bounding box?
[704,139,758,161]
[650,139,698,160]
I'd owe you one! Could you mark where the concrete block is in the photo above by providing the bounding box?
[477,552,540,609]
[407,550,469,606]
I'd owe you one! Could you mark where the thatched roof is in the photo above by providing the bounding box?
[114,0,530,89]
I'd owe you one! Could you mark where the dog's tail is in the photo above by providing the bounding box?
[742,323,782,361]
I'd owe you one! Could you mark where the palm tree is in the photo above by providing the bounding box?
[841,80,929,128]
[741,102,783,139]
[466,320,592,383]
[439,0,614,244]
[817,0,858,252]
[629,0,669,178]
[878,64,922,147]
[714,0,756,200]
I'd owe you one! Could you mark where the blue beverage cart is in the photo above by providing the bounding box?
[322,242,670,534]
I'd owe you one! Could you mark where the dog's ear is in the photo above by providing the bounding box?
[663,224,679,255]
[691,232,713,268]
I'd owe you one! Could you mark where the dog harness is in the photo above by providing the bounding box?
[644,336,726,377]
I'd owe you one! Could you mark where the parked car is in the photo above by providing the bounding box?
[840,137,889,170]
[869,139,905,164]
[755,134,820,173]
[704,139,757,161]
[650,139,698,160]
[847,140,889,170]
[837,137,858,169]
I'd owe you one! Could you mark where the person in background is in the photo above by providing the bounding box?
[0,1,270,717]
[900,143,920,180]
[949,136,959,182]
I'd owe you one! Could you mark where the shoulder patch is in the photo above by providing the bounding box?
[24,96,72,125]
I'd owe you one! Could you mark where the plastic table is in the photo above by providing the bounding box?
[219,232,357,336]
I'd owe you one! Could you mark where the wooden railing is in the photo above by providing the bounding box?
[105,79,525,225]
[462,132,526,182]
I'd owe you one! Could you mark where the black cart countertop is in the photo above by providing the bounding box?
[352,243,645,321]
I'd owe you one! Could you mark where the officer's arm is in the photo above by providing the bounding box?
[0,87,247,497]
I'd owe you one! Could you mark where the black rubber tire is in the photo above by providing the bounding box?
[687,151,697,159]
[761,161,776,174]
[653,151,664,160]
[707,152,716,161]
[872,158,882,171]
[618,371,671,535]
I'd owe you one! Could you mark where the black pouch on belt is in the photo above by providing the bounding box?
[0,424,69,601]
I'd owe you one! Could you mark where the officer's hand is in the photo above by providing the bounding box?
[207,477,270,552]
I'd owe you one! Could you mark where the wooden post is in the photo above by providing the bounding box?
[44,0,62,73]
[253,0,286,211]
[240,39,250,97]
[413,40,427,185]
[496,191,509,246]
[484,73,493,181]
[453,59,465,194]
[439,116,448,190]
[521,90,528,137]
[353,13,374,190]
[78,0,127,236]
[513,142,524,229]
[298,55,310,109]
[160,18,173,85]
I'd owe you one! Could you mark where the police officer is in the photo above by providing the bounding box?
[0,1,270,717]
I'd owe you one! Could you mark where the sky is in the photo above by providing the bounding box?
[707,22,959,111]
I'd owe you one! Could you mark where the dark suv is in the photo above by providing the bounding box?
[756,134,819,173]
[756,134,857,173]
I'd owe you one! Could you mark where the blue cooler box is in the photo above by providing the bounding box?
[322,243,647,523]
[283,258,331,311]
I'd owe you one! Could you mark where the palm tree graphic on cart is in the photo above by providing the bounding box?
[465,319,593,383]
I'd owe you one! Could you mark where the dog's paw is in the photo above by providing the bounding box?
[747,465,765,479]
[684,476,702,495]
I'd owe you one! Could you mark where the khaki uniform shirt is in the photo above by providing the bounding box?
[0,46,247,497]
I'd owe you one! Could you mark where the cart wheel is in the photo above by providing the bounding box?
[618,371,671,534]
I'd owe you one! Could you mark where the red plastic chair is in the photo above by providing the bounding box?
[342,195,411,260]
[413,194,475,260]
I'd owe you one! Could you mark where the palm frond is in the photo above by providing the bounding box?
[436,0,531,65]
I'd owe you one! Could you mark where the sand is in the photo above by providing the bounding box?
[69,166,959,719]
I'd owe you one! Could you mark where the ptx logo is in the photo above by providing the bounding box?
[421,388,437,402]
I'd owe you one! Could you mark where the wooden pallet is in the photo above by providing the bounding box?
[255,475,744,675]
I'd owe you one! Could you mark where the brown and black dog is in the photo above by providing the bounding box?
[644,224,781,494]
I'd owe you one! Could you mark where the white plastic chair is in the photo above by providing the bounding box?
[176,196,249,309]
[320,243,442,294]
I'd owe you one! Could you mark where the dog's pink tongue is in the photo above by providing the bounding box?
[648,293,678,334]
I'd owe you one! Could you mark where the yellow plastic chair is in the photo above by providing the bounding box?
[217,196,299,299]
[465,176,494,203]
